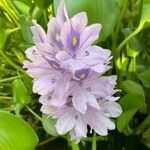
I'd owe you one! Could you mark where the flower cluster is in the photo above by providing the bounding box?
[24,0,122,143]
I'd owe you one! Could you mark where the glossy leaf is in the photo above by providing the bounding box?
[121,80,145,97]
[12,79,31,104]
[54,0,119,41]
[0,111,39,150]
[117,94,145,132]
[13,1,30,16]
[138,70,150,88]
[42,114,58,136]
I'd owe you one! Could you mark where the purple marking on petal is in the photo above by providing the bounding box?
[51,29,63,49]
[87,86,92,92]
[51,78,57,84]
[66,28,80,55]
[48,60,61,70]
[62,11,67,23]
[74,69,89,80]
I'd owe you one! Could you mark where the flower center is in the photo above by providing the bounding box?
[79,73,86,79]
[55,33,61,41]
[74,68,89,80]
[72,36,77,46]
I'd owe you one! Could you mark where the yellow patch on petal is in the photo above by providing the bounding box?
[80,73,86,79]
[55,33,61,41]
[72,36,77,46]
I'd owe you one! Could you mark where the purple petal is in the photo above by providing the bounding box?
[72,88,88,114]
[25,46,41,61]
[74,115,87,137]
[74,68,89,80]
[36,43,56,60]
[79,24,102,50]
[47,18,63,50]
[61,12,87,54]
[66,27,80,54]
[56,108,76,134]
[79,46,111,73]
[56,0,69,26]
[30,20,47,44]
[48,60,61,70]
[54,72,72,97]
[100,101,122,118]
[33,73,61,95]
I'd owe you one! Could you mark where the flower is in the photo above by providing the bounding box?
[68,68,119,114]
[54,100,122,143]
[23,0,122,143]
[56,13,111,73]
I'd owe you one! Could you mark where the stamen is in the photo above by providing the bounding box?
[80,73,86,79]
[55,33,61,41]
[72,36,77,46]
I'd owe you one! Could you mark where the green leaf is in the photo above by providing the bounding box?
[13,1,30,16]
[137,0,150,31]
[20,15,32,44]
[0,111,39,150]
[12,79,31,104]
[54,0,119,41]
[143,128,150,138]
[34,0,53,9]
[136,114,150,134]
[42,114,58,136]
[138,70,150,88]
[121,80,145,97]
[117,94,145,132]
[122,28,144,57]
[0,27,7,50]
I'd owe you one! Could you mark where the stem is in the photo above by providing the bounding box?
[0,50,26,74]
[0,96,13,100]
[25,105,42,122]
[83,136,106,142]
[37,137,57,146]
[112,0,129,83]
[0,75,23,83]
[116,28,140,54]
[112,0,129,52]
[92,132,97,150]
[70,140,80,150]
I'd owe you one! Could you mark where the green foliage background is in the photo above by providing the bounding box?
[0,0,150,149]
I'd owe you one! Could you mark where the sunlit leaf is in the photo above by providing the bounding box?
[13,1,30,16]
[34,0,53,9]
[54,0,119,41]
[0,27,6,50]
[137,0,150,31]
[0,111,39,150]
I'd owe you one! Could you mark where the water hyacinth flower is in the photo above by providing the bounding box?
[69,69,120,114]
[24,0,122,143]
